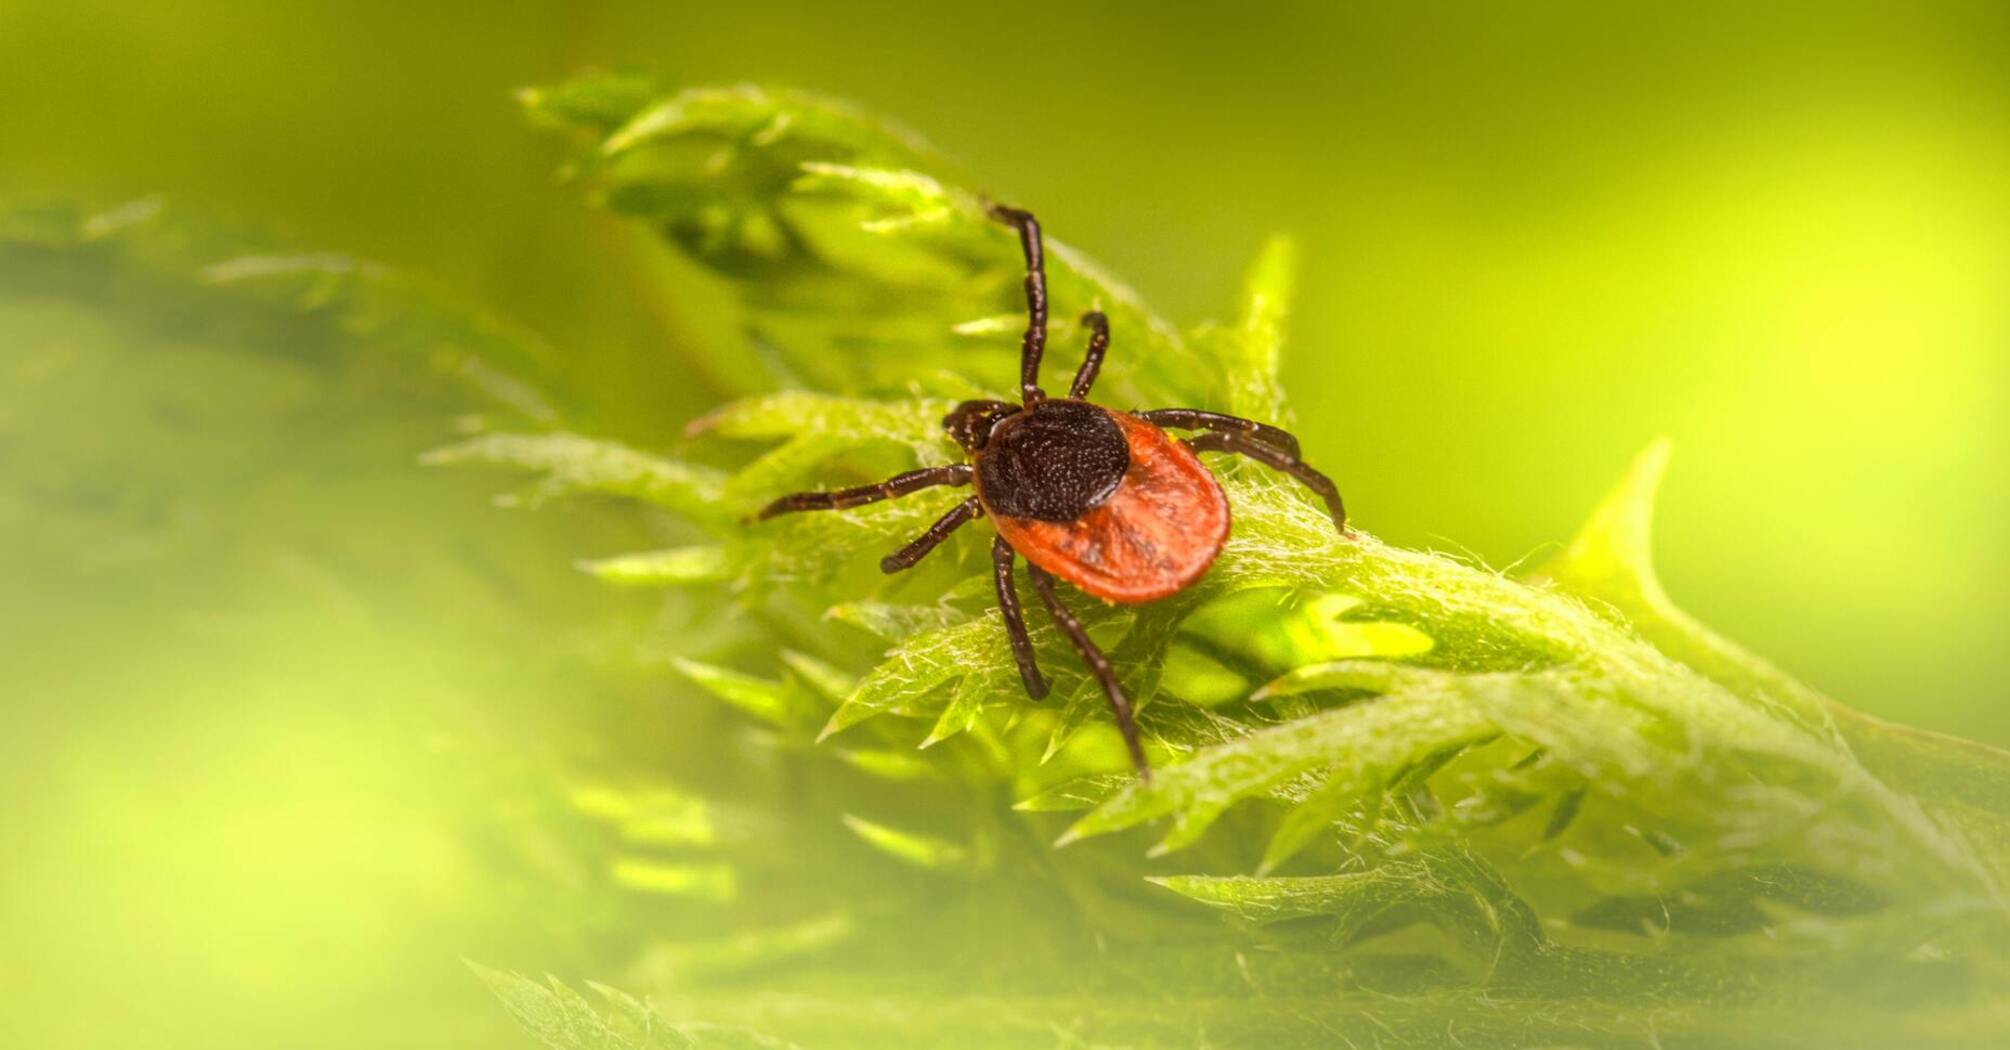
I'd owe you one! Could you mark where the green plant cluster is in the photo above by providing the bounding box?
[432,74,2010,1048]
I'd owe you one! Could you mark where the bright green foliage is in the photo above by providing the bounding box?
[423,432,727,517]
[581,547,733,587]
[437,75,2010,1047]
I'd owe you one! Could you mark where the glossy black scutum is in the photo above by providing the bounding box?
[976,399,1129,522]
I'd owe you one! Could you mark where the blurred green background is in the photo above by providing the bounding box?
[3,2,2006,1047]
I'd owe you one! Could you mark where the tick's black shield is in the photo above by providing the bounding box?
[976,399,1129,522]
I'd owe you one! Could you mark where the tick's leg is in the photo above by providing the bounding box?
[1138,408,1302,458]
[1187,430,1346,533]
[1068,310,1109,400]
[880,496,983,573]
[1025,563,1149,777]
[754,464,972,520]
[987,203,1048,404]
[992,538,1049,699]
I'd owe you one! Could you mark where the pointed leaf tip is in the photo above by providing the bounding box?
[674,657,810,729]
[1226,234,1300,420]
[1533,437,1675,612]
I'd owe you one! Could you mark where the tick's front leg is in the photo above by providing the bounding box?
[753,464,973,521]
[880,496,982,573]
[987,202,1049,405]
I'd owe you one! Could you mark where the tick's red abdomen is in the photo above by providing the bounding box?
[984,410,1230,604]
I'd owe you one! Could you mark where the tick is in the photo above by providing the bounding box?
[756,204,1347,775]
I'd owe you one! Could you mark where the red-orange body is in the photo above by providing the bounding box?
[982,409,1230,604]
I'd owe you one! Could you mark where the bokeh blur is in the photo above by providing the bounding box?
[4,2,2006,1047]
